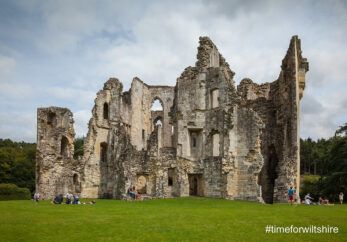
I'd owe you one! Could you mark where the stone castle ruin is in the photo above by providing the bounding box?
[36,36,308,203]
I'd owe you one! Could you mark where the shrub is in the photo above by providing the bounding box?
[0,183,31,201]
[300,175,323,201]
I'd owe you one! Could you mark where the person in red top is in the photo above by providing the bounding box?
[288,187,296,205]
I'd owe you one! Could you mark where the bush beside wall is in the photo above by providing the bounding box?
[0,183,31,201]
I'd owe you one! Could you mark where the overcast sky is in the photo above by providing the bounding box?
[0,0,346,142]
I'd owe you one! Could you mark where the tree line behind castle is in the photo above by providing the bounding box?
[0,123,346,201]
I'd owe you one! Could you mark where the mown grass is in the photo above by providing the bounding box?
[0,197,346,241]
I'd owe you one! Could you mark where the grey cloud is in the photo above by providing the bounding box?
[301,94,324,115]
[0,0,346,142]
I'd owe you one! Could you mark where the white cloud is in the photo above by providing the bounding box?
[74,109,91,138]
[0,111,36,142]
[0,0,346,142]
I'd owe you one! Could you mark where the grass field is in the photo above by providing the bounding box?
[0,197,346,241]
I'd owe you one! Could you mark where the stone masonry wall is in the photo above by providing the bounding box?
[36,36,308,203]
[36,107,80,199]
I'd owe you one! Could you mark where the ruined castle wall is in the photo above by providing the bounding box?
[36,107,78,199]
[148,86,175,148]
[81,78,123,198]
[130,78,150,150]
[36,35,308,203]
[237,36,308,203]
[226,106,264,202]
[172,37,239,198]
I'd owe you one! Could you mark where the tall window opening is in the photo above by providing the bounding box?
[61,136,69,157]
[100,142,108,162]
[212,133,220,156]
[168,168,175,186]
[211,89,219,108]
[151,98,164,132]
[73,174,79,185]
[189,129,202,158]
[103,103,109,120]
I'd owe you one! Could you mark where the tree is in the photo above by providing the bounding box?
[74,137,84,159]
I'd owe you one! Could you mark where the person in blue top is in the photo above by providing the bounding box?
[288,187,296,205]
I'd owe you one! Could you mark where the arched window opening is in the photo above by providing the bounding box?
[151,99,163,111]
[103,103,109,120]
[100,142,108,162]
[73,174,79,185]
[61,136,69,157]
[154,118,162,126]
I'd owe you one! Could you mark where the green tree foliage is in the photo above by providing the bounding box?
[0,138,85,193]
[0,139,36,192]
[300,123,347,201]
[73,137,84,159]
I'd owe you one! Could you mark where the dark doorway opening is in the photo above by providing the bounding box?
[188,174,203,196]
[259,145,279,204]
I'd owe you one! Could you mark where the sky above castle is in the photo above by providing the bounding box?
[0,0,346,142]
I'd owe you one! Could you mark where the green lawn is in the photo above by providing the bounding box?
[0,198,346,241]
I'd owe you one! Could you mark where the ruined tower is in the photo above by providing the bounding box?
[36,36,308,203]
[36,107,81,198]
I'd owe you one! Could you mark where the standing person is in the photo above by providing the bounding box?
[34,192,40,204]
[339,192,344,205]
[288,187,295,205]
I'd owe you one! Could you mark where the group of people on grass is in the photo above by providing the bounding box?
[33,191,95,204]
[288,187,344,205]
[52,192,80,204]
[52,192,96,204]
[127,185,140,199]
[34,187,344,204]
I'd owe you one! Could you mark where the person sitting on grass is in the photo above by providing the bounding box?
[66,191,73,204]
[127,185,134,198]
[339,192,344,205]
[132,186,140,200]
[52,194,63,204]
[322,197,330,205]
[73,194,79,204]
[288,187,296,205]
[304,193,314,205]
